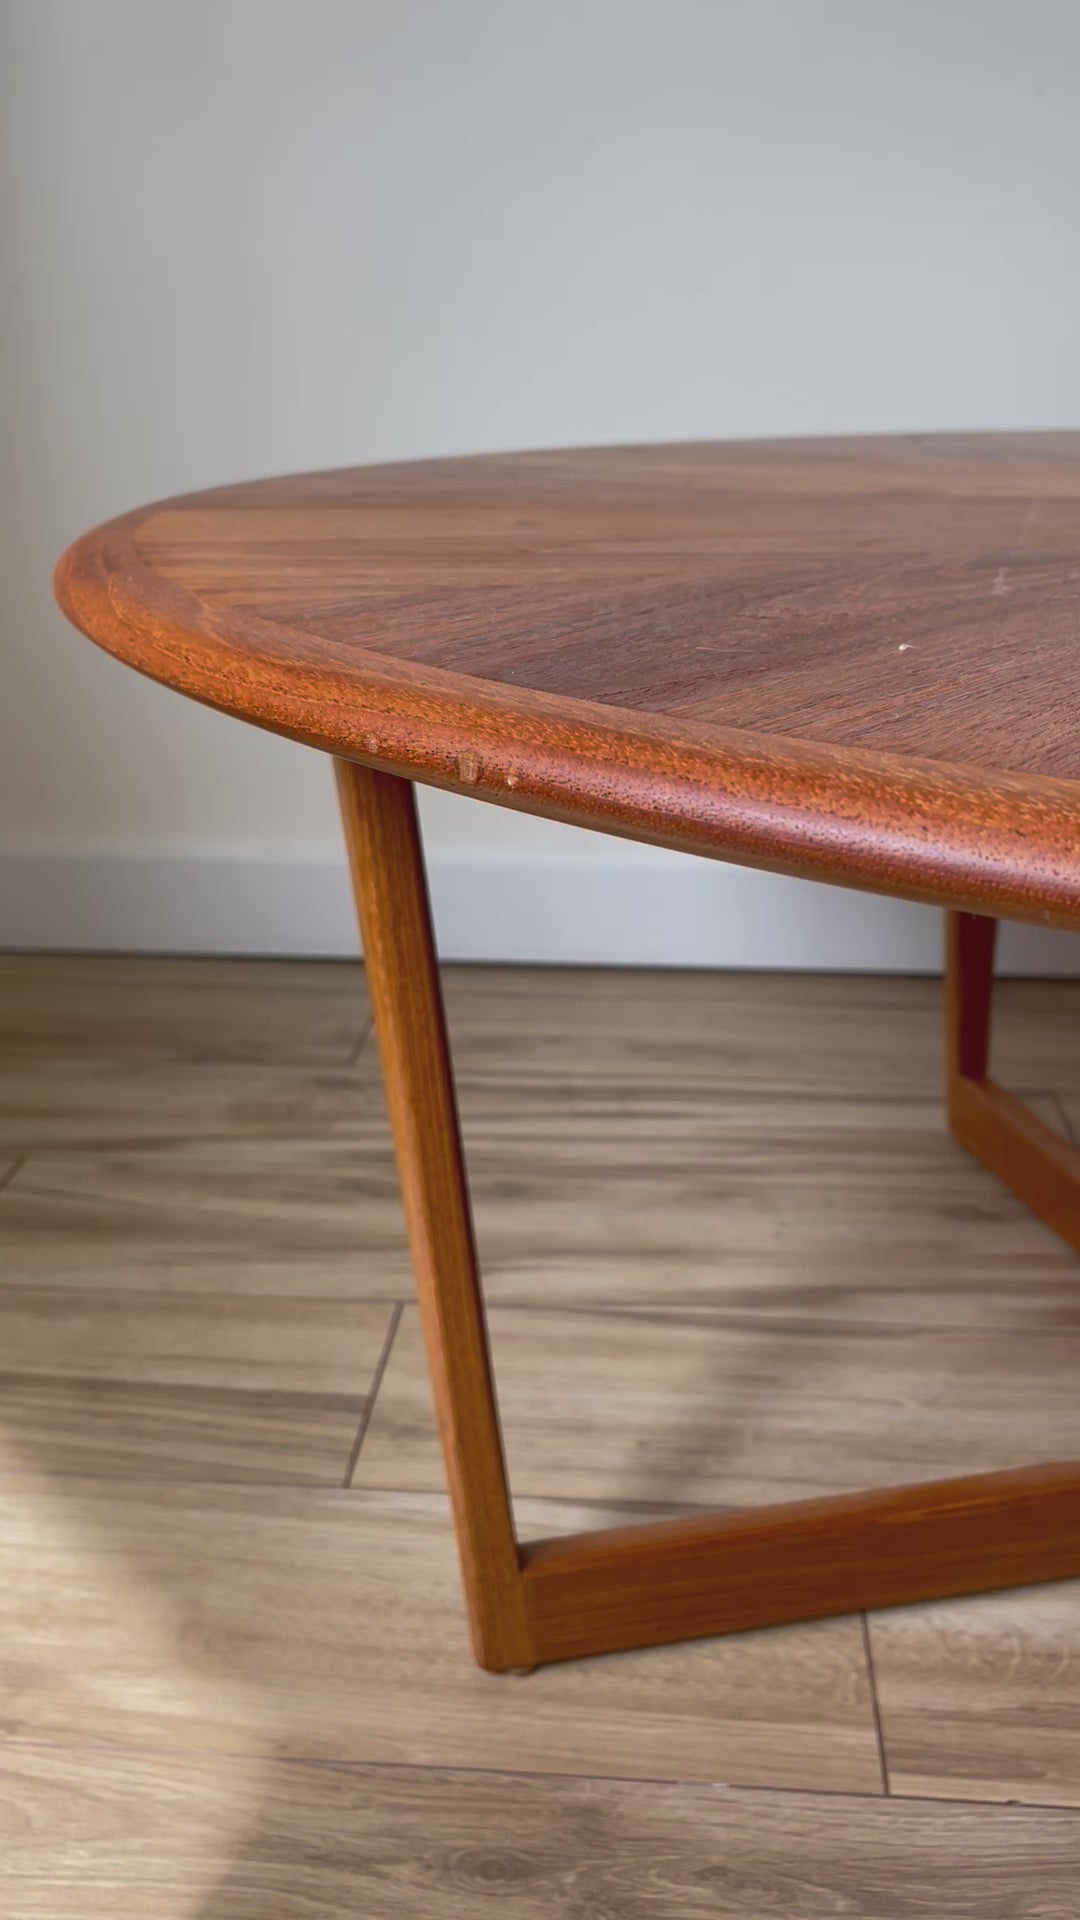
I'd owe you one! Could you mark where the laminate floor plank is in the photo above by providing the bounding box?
[3,1745,1078,1920]
[3,1092,1073,1316]
[0,1142,398,1297]
[5,958,1077,1093]
[5,955,1080,1893]
[0,953,370,1065]
[869,1584,1080,1808]
[0,1289,394,1485]
[431,965,1080,1098]
[435,967,951,1097]
[449,1086,1075,1318]
[0,1059,367,1155]
[356,1302,1080,1510]
[0,1479,879,1793]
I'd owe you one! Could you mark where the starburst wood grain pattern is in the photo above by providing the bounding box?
[56,434,1080,927]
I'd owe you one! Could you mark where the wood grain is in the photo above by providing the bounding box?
[437,962,1080,1097]
[870,1583,1080,1807]
[0,1481,879,1791]
[356,1302,1080,1509]
[8,956,1076,1681]
[0,1057,366,1154]
[0,1287,393,1485]
[436,966,956,1096]
[55,435,1080,928]
[0,953,369,1065]
[5,952,1080,1875]
[335,759,530,1668]
[2,958,1075,1311]
[4,1749,1079,1920]
[522,1466,1080,1666]
[0,1143,399,1296]
[2,1092,1073,1313]
[398,1088,1077,1314]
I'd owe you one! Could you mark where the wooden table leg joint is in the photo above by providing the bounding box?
[946,910,1080,1252]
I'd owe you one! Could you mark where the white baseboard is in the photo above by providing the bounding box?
[2,848,1080,973]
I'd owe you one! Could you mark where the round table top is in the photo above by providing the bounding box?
[55,433,1080,927]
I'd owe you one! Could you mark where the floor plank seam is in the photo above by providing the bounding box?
[348,1478,735,1520]
[464,1298,1080,1334]
[0,1279,412,1309]
[427,1297,1080,1334]
[0,1369,367,1413]
[1048,1089,1077,1146]
[0,1469,379,1490]
[347,1016,376,1066]
[860,1612,891,1796]
[343,1301,405,1486]
[2,1730,1076,1812]
[0,1155,25,1199]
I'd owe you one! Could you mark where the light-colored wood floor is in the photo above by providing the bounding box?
[2,954,1080,1916]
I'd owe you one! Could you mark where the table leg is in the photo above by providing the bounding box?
[335,759,533,1670]
[946,909,1080,1252]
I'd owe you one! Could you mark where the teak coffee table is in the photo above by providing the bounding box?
[56,434,1080,1671]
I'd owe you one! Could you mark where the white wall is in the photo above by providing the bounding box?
[3,0,1080,967]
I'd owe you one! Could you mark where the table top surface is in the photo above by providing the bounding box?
[55,433,1080,927]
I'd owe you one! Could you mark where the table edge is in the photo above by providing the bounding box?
[54,506,1080,930]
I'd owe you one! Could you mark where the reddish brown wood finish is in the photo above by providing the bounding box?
[335,760,532,1670]
[945,909,997,1080]
[521,1465,1080,1664]
[946,909,1080,1254]
[55,435,1080,929]
[950,1076,1080,1253]
[53,444,1080,1673]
